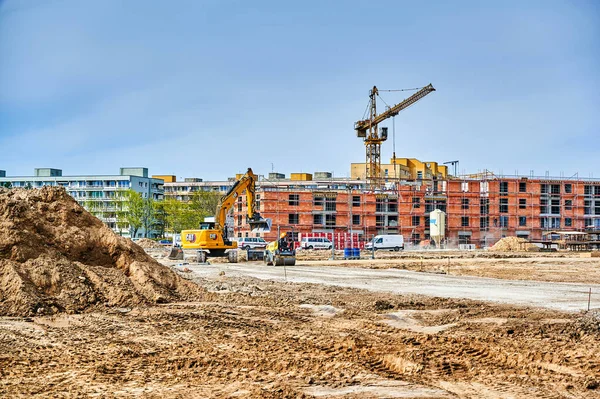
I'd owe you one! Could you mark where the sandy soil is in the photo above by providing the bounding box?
[292,249,600,285]
[0,187,201,317]
[301,256,600,285]
[1,271,599,398]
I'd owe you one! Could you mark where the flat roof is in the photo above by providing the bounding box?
[0,175,163,180]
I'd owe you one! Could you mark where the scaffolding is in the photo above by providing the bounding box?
[162,172,600,249]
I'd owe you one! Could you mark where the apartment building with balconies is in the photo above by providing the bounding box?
[0,167,164,237]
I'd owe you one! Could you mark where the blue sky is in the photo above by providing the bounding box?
[1,0,598,180]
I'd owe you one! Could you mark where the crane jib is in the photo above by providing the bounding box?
[354,84,436,132]
[355,83,435,189]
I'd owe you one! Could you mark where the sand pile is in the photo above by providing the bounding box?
[136,238,162,249]
[489,236,539,252]
[0,187,202,316]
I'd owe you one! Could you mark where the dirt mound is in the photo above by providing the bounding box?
[136,238,162,249]
[489,236,539,252]
[0,187,203,316]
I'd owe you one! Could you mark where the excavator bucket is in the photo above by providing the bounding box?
[168,247,184,260]
[249,217,272,233]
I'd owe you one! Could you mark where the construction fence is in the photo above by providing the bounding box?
[298,232,366,250]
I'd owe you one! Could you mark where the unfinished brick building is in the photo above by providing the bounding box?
[163,161,600,248]
[230,175,600,248]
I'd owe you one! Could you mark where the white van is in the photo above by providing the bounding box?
[235,237,268,250]
[300,237,333,250]
[365,234,404,251]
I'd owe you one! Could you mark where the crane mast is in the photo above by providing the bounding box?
[355,84,435,189]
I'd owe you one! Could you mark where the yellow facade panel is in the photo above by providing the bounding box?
[291,173,313,181]
[152,175,176,183]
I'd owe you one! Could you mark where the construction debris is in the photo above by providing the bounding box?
[0,187,203,317]
[488,236,539,252]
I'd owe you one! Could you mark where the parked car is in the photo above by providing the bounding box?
[300,237,333,250]
[365,234,404,251]
[235,237,268,250]
[158,239,172,246]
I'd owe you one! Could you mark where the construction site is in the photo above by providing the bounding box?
[1,170,600,399]
[1,79,600,399]
[3,0,599,397]
[219,168,600,248]
[160,84,600,250]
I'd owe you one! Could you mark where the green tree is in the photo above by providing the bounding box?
[83,199,104,219]
[1,182,12,189]
[123,190,144,238]
[161,198,190,234]
[152,200,167,238]
[141,197,155,238]
[189,190,220,222]
[152,191,221,237]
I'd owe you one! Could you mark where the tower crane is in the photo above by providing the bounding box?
[443,160,459,177]
[355,84,435,188]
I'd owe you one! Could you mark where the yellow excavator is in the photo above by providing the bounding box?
[181,168,270,263]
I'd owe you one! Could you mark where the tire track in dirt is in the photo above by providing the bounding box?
[1,276,599,398]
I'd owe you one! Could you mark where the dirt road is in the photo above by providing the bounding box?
[183,262,600,312]
[298,254,600,285]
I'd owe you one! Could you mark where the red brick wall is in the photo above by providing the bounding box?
[232,179,600,247]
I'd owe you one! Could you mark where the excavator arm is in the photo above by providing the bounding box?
[214,168,270,233]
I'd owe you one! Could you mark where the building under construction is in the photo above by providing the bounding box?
[162,158,600,248]
[163,82,599,247]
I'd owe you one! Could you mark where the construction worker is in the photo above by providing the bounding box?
[279,232,288,251]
